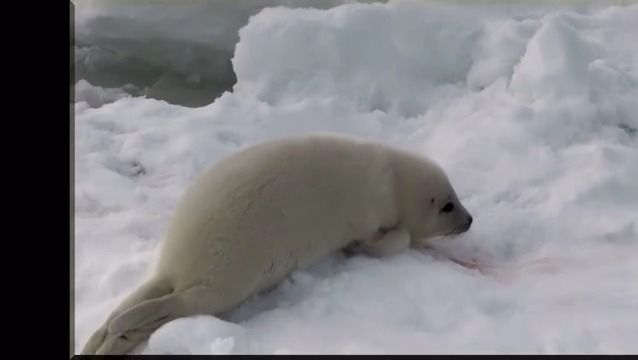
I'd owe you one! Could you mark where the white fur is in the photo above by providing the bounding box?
[81,134,472,354]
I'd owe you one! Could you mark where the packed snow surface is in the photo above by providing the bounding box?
[74,1,638,354]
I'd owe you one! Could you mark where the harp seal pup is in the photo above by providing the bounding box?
[81,133,473,354]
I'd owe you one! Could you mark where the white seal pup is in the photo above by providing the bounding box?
[81,133,473,354]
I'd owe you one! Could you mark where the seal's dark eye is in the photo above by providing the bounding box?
[441,202,454,213]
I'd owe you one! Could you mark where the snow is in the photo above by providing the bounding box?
[72,0,385,106]
[74,79,137,108]
[74,1,638,355]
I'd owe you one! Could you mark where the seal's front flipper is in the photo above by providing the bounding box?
[359,227,411,258]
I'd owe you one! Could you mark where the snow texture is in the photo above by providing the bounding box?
[74,1,638,354]
[73,0,385,106]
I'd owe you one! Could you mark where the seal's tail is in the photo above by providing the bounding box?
[80,276,178,355]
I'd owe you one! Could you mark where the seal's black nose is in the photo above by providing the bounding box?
[459,215,473,232]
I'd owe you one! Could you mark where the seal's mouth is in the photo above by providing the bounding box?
[446,221,472,236]
[420,227,466,243]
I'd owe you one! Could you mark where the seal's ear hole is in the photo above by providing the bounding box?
[430,198,435,205]
[441,202,454,213]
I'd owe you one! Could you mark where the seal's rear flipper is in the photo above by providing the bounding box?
[95,292,180,354]
[80,323,107,355]
[80,276,175,355]
[108,292,179,335]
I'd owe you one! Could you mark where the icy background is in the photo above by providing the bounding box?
[74,0,638,354]
[73,0,384,106]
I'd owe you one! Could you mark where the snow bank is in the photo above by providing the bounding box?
[74,79,139,108]
[74,1,638,354]
[233,3,480,117]
[73,0,386,106]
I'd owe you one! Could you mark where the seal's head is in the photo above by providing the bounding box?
[392,151,473,243]
[426,187,473,237]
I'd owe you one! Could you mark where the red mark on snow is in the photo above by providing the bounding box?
[418,245,558,282]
